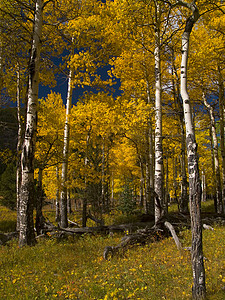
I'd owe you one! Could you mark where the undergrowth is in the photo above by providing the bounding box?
[0,202,225,299]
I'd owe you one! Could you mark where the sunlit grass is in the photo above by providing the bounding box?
[0,204,225,299]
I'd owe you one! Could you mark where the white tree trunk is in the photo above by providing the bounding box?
[179,2,206,298]
[154,1,164,224]
[60,67,73,228]
[19,0,43,247]
[55,165,60,222]
[171,56,188,213]
[201,170,206,202]
[82,128,91,227]
[202,92,222,213]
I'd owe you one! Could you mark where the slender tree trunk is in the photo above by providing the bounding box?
[218,65,225,212]
[82,128,91,227]
[142,33,154,215]
[145,123,155,214]
[35,168,45,235]
[201,170,206,202]
[16,66,22,231]
[60,67,73,228]
[146,86,155,214]
[101,139,105,212]
[154,1,164,223]
[139,159,146,211]
[19,0,43,247]
[209,126,217,209]
[171,51,188,213]
[111,172,114,208]
[55,165,60,222]
[202,92,222,213]
[67,189,72,214]
[179,123,189,213]
[179,2,206,298]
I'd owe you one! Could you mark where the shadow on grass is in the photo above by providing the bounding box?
[0,220,16,232]
[201,200,215,213]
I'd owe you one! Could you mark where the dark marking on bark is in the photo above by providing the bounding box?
[155,67,160,81]
[29,49,36,82]
[185,16,194,33]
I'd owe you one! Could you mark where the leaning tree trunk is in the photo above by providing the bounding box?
[60,67,73,228]
[179,2,206,298]
[19,0,43,247]
[154,1,164,224]
[202,92,222,213]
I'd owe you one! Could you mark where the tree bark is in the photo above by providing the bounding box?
[19,0,43,247]
[145,85,155,215]
[154,1,164,224]
[60,67,73,228]
[218,65,225,213]
[82,128,91,227]
[171,51,188,213]
[16,66,22,231]
[55,165,60,222]
[35,168,45,236]
[179,2,206,298]
[202,92,222,213]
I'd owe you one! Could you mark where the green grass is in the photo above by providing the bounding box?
[0,203,225,299]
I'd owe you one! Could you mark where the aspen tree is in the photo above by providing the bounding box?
[19,0,43,246]
[154,0,164,223]
[16,66,22,231]
[202,92,222,213]
[178,0,206,298]
[60,66,73,228]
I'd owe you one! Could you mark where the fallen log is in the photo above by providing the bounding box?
[164,221,182,251]
[103,227,163,260]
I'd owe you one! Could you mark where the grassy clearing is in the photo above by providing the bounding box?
[0,203,225,299]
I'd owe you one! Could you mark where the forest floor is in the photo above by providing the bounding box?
[0,201,225,299]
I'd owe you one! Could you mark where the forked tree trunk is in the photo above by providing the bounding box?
[19,0,43,247]
[60,67,73,228]
[179,2,206,298]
